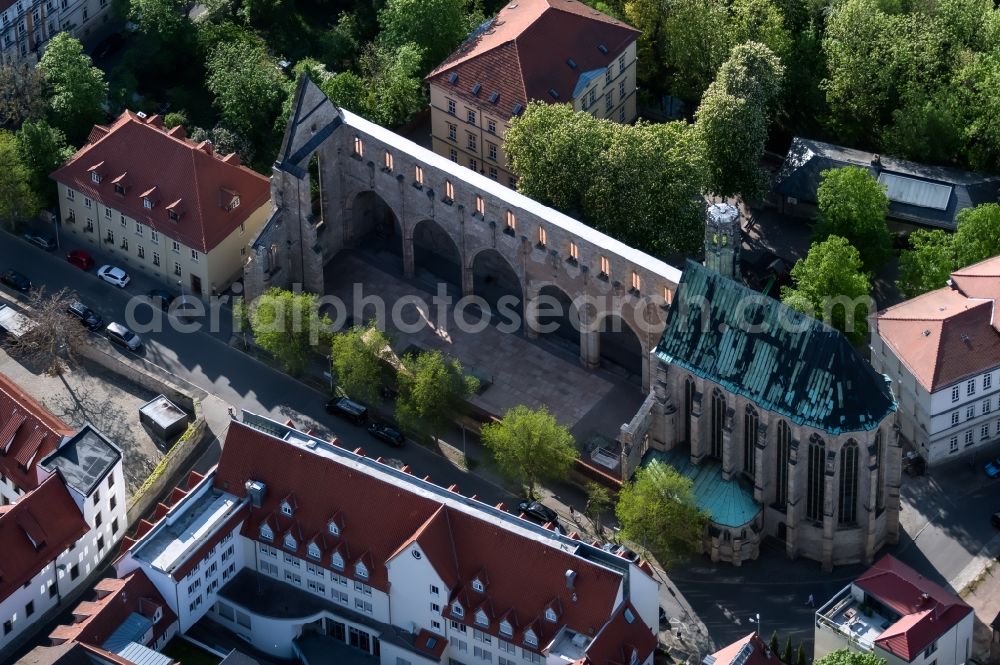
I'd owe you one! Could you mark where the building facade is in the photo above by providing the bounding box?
[114,412,660,665]
[623,261,901,570]
[815,555,973,665]
[0,377,126,658]
[0,0,113,66]
[51,111,272,296]
[425,0,639,187]
[872,256,1000,466]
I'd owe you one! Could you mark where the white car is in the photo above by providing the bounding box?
[96,265,130,288]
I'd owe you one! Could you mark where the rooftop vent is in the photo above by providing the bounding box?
[566,58,577,69]
[922,330,930,337]
[471,83,482,95]
[489,91,499,103]
[448,72,458,84]
[961,333,971,342]
[246,480,266,507]
[597,44,609,54]
[548,89,560,99]
[136,111,148,119]
[565,569,577,589]
[623,608,635,624]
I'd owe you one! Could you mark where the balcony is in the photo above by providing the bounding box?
[816,586,897,652]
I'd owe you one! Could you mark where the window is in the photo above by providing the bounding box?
[331,551,344,569]
[467,109,476,124]
[524,630,537,647]
[432,603,441,612]
[710,388,725,459]
[965,430,974,446]
[260,523,273,541]
[153,252,160,267]
[356,562,369,579]
[134,222,143,236]
[95,512,102,527]
[455,639,468,652]
[568,241,579,263]
[191,249,199,262]
[449,148,458,162]
[487,118,496,134]
[85,197,92,208]
[70,564,79,580]
[986,374,993,390]
[25,600,33,617]
[744,406,758,476]
[112,517,119,534]
[474,646,492,662]
[605,68,612,85]
[355,580,372,595]
[807,435,826,522]
[172,240,180,253]
[328,521,339,536]
[968,379,976,395]
[3,620,11,635]
[97,535,105,552]
[952,385,960,401]
[488,167,498,180]
[469,158,478,172]
[982,424,990,440]
[619,80,626,100]
[94,489,100,504]
[949,436,958,453]
[967,405,975,420]
[384,151,394,171]
[488,142,497,161]
[150,229,158,243]
[605,92,613,111]
[91,172,101,184]
[415,165,424,186]
[504,210,516,234]
[107,209,114,220]
[619,106,626,122]
[467,133,477,151]
[308,542,321,560]
[355,598,373,614]
[537,226,547,247]
[599,255,610,278]
[452,601,464,617]
[138,246,144,259]
[984,399,991,414]
[353,136,363,157]
[174,263,182,276]
[589,89,597,109]
[952,411,960,425]
[838,440,859,525]
[924,641,938,658]
[66,189,75,200]
[445,180,455,201]
[447,99,456,115]
[619,54,626,71]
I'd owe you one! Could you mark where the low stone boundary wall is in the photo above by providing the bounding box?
[76,343,204,413]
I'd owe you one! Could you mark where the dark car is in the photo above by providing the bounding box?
[325,397,369,424]
[992,512,1000,529]
[105,322,142,351]
[146,289,176,311]
[367,422,405,447]
[66,301,102,331]
[516,500,558,525]
[1,270,31,292]
[66,249,95,271]
[23,231,56,251]
[602,542,640,563]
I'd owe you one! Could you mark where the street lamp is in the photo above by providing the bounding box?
[749,613,761,636]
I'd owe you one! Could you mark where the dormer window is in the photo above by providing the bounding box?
[114,183,125,195]
[328,521,340,536]
[475,609,488,627]
[356,562,369,579]
[331,551,344,570]
[91,172,101,184]
[544,607,558,623]
[259,523,273,541]
[499,620,512,637]
[227,196,240,211]
[143,197,153,209]
[524,629,537,647]
[281,500,294,516]
[473,579,484,593]
[283,532,297,550]
[307,542,321,560]
[168,210,179,221]
[452,601,464,618]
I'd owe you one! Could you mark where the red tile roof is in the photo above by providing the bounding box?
[579,601,657,665]
[412,629,448,659]
[427,0,639,121]
[855,555,972,662]
[51,111,271,253]
[214,421,630,652]
[0,473,89,601]
[0,374,74,492]
[48,570,177,649]
[877,259,1000,392]
[708,633,777,665]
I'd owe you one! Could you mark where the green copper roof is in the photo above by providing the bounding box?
[644,449,759,528]
[655,261,896,435]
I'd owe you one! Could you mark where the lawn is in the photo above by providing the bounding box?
[160,637,222,665]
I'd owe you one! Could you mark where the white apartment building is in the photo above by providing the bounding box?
[114,412,660,665]
[815,555,973,665]
[0,0,112,66]
[52,110,272,297]
[872,256,1000,466]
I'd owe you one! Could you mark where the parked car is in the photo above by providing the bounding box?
[105,322,142,351]
[23,231,56,251]
[66,301,102,331]
[66,249,95,271]
[97,265,130,288]
[985,457,1000,479]
[992,512,1000,529]
[602,542,640,563]
[516,500,558,525]
[325,397,369,424]
[0,270,31,292]
[146,289,176,311]
[367,422,405,447]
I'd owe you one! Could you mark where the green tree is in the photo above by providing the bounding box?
[37,33,108,144]
[781,637,793,664]
[795,645,806,665]
[882,88,964,166]
[624,0,669,90]
[249,288,331,375]
[781,236,873,344]
[954,203,1000,266]
[663,0,731,103]
[358,42,426,127]
[696,42,783,201]
[584,482,613,535]
[121,0,187,40]
[730,0,792,62]
[897,229,956,298]
[163,111,188,129]
[0,131,40,230]
[205,39,288,142]
[330,323,393,405]
[379,0,468,71]
[15,120,73,208]
[396,350,478,442]
[768,631,779,655]
[482,405,577,497]
[615,459,707,567]
[957,51,1000,172]
[814,650,887,665]
[815,166,892,270]
[0,62,48,126]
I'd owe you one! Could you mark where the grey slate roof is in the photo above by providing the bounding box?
[655,262,896,434]
[40,424,121,497]
[773,137,1000,230]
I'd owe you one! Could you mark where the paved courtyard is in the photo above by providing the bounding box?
[0,348,164,495]
[325,251,646,442]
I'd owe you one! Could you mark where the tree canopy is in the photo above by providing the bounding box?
[815,166,892,271]
[0,131,40,230]
[482,405,577,497]
[0,62,47,127]
[15,120,74,209]
[330,323,393,405]
[781,235,873,344]
[615,459,707,567]
[953,203,1000,267]
[506,102,707,255]
[205,38,289,144]
[814,650,887,665]
[37,34,108,144]
[897,229,956,298]
[248,288,331,375]
[378,0,469,71]
[396,350,478,442]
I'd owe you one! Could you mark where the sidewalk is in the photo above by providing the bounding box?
[962,552,1000,662]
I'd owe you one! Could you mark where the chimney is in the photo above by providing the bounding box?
[197,140,214,155]
[565,569,577,590]
[245,480,266,508]
[167,125,187,140]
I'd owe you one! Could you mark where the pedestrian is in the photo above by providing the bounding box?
[569,505,576,520]
[806,594,815,607]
